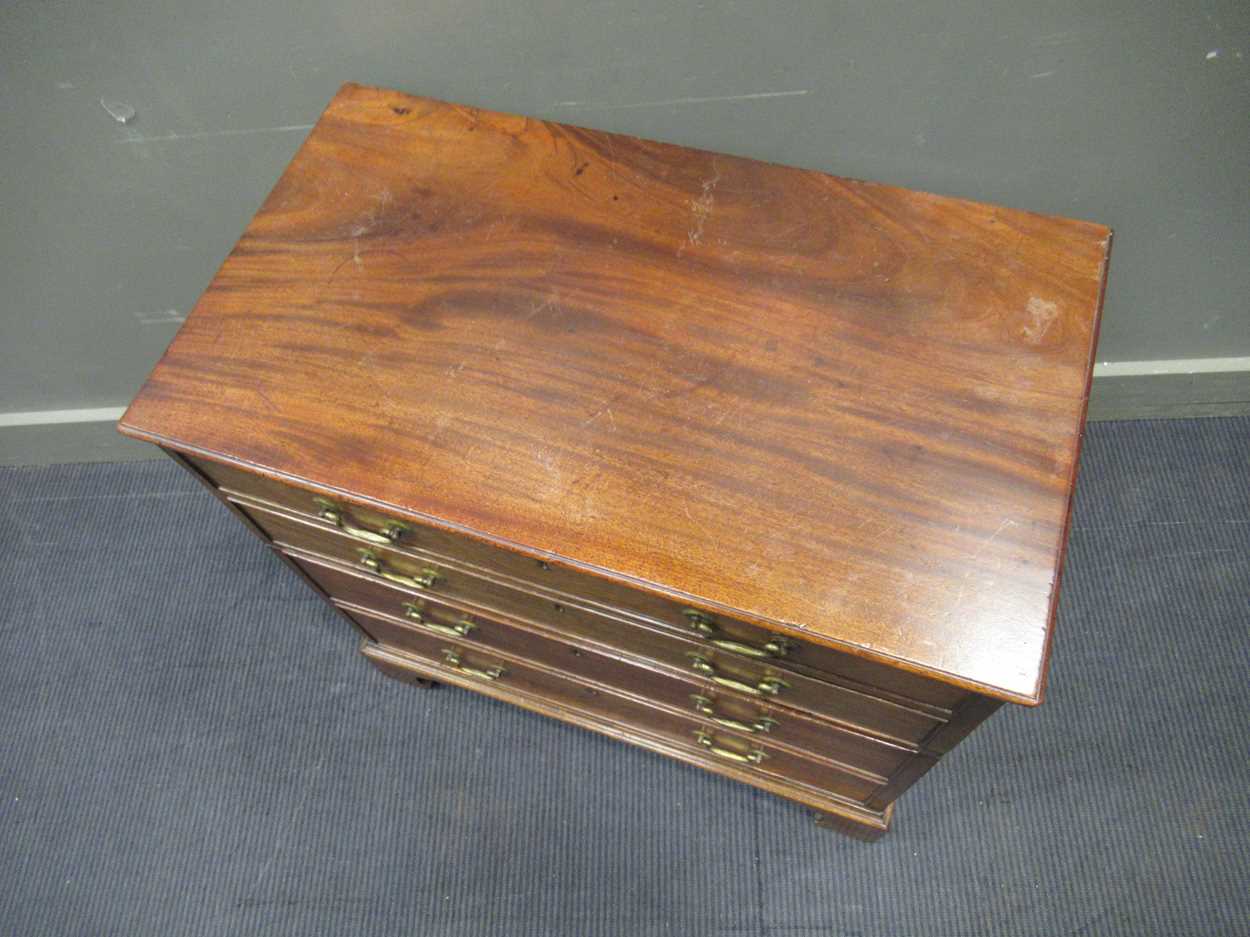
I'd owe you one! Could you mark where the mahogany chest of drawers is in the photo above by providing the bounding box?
[119,82,1111,840]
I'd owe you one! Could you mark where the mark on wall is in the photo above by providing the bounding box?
[116,124,314,145]
[553,90,811,111]
[134,309,185,325]
[100,99,136,124]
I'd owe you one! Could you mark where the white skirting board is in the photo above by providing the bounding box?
[0,407,128,428]
[1088,358,1250,421]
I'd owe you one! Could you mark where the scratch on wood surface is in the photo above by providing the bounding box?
[524,291,560,321]
[1023,297,1059,344]
[973,518,1018,560]
[448,103,480,129]
[532,445,559,477]
[253,386,277,411]
[950,572,971,619]
[683,160,722,249]
[580,406,617,431]
[553,90,811,110]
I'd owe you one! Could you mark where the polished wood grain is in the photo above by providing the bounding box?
[120,82,1110,704]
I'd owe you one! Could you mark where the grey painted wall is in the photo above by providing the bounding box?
[2,1,1247,463]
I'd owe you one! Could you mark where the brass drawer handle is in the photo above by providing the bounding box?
[694,730,766,766]
[358,550,439,589]
[689,655,787,698]
[684,610,792,659]
[315,497,406,545]
[403,602,475,638]
[441,648,504,681]
[691,695,776,734]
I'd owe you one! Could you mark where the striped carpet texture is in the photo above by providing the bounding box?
[1,416,1247,936]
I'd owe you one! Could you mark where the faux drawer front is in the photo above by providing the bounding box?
[282,538,943,751]
[345,605,885,806]
[327,585,914,781]
[192,455,964,710]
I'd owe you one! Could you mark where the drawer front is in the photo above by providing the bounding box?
[349,596,710,723]
[281,534,943,750]
[192,454,964,711]
[327,584,913,780]
[345,605,885,806]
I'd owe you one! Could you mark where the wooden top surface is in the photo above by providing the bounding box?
[121,82,1111,704]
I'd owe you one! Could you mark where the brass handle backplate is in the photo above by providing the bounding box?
[694,730,765,766]
[691,695,776,734]
[441,648,504,681]
[689,655,786,698]
[315,497,406,545]
[683,610,793,659]
[358,551,439,589]
[403,602,475,638]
